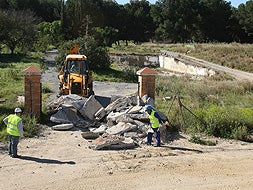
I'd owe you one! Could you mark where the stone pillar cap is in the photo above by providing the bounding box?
[22,66,42,75]
[136,67,157,76]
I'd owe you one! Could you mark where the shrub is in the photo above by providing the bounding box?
[189,136,216,146]
[22,115,39,138]
[233,125,251,142]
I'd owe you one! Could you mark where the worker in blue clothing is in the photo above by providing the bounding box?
[145,105,163,147]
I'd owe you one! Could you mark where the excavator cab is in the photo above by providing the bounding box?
[58,45,94,97]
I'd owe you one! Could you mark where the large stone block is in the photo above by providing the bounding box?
[106,122,137,135]
[79,95,103,121]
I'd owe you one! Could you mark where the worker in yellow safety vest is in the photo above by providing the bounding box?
[3,107,24,158]
[145,105,163,147]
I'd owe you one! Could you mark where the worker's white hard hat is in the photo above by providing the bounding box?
[14,107,22,113]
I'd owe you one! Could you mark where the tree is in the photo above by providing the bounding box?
[0,9,38,54]
[92,26,119,47]
[199,0,234,42]
[0,0,61,22]
[125,0,155,43]
[236,1,253,42]
[36,20,63,51]
[56,36,111,70]
[63,0,104,39]
[151,0,203,42]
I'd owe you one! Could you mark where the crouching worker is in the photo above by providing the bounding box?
[3,108,24,158]
[145,105,163,147]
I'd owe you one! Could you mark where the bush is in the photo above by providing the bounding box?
[189,136,216,146]
[22,115,39,138]
[233,126,251,142]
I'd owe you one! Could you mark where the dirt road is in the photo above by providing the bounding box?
[1,51,253,189]
[1,127,253,190]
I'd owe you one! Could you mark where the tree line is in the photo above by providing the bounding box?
[0,0,253,54]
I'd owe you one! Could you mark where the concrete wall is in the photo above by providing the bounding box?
[159,55,216,76]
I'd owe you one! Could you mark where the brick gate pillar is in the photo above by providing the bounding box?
[22,66,42,117]
[136,67,157,99]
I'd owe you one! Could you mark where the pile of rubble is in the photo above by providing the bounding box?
[48,94,168,150]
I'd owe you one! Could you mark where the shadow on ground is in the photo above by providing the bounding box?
[20,156,76,165]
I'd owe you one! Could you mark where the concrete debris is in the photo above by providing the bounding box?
[90,124,108,134]
[48,94,169,150]
[81,131,100,140]
[89,134,124,150]
[108,138,135,150]
[50,105,84,125]
[116,115,134,124]
[95,107,106,121]
[79,95,103,121]
[105,97,132,114]
[127,105,143,114]
[106,111,129,124]
[106,122,137,135]
[48,94,87,110]
[52,123,74,131]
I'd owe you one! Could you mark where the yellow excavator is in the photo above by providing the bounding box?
[58,45,94,97]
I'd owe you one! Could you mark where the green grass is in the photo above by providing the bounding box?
[155,75,253,142]
[0,52,42,142]
[110,42,253,73]
[93,63,137,83]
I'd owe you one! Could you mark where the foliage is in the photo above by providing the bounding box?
[35,20,63,52]
[55,36,111,70]
[155,75,253,142]
[22,115,39,138]
[0,0,61,22]
[189,136,216,146]
[1,0,253,48]
[0,9,39,54]
[236,1,253,38]
[93,26,119,47]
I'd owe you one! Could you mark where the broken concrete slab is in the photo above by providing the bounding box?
[124,132,138,138]
[89,134,124,150]
[127,105,143,114]
[105,97,130,114]
[127,113,150,123]
[79,95,103,121]
[81,131,100,140]
[52,123,74,131]
[106,111,129,123]
[109,138,136,149]
[110,95,124,103]
[95,107,106,121]
[133,120,149,133]
[48,94,87,110]
[50,105,84,125]
[106,122,137,135]
[115,115,134,124]
[90,124,108,134]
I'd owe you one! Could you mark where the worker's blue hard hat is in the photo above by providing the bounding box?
[144,105,152,111]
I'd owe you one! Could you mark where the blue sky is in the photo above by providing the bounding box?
[116,0,248,8]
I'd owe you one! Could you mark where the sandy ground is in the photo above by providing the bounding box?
[1,127,253,190]
[1,51,253,189]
